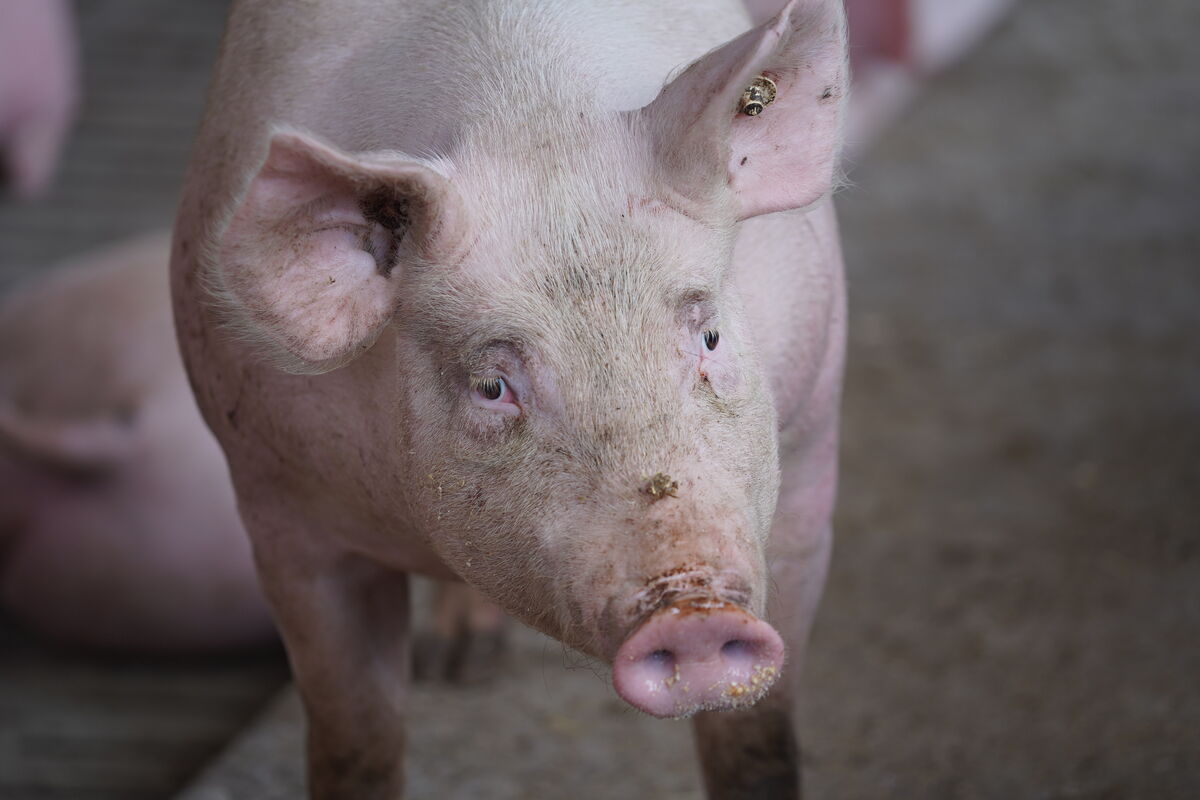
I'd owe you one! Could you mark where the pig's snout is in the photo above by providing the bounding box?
[612,599,784,718]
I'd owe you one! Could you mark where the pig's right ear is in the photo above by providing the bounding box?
[213,131,459,374]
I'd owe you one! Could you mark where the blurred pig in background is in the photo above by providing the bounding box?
[0,0,78,198]
[0,233,270,650]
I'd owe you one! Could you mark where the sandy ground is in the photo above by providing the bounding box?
[2,0,1198,798]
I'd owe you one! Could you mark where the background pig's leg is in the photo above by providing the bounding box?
[691,405,841,797]
[248,511,411,799]
[413,581,507,684]
[689,527,834,796]
[693,698,802,798]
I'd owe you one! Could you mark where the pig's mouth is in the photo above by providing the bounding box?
[610,566,783,719]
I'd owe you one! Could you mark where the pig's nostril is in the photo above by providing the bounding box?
[648,648,674,664]
[720,639,757,666]
[636,648,677,683]
[721,639,750,656]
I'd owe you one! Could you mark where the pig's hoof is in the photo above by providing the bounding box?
[412,628,507,685]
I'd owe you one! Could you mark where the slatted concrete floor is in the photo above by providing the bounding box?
[0,622,285,800]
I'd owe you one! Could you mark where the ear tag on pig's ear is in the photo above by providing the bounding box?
[738,75,777,117]
[637,0,847,219]
[643,472,680,501]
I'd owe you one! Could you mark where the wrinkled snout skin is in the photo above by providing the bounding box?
[172,0,846,796]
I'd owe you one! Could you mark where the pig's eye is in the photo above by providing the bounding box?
[471,375,516,406]
[477,377,504,400]
[703,329,720,351]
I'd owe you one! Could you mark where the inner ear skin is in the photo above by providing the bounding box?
[360,187,411,275]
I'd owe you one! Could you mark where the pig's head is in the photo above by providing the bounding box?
[212,0,845,717]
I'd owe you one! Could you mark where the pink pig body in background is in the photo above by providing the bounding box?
[0,236,505,671]
[0,0,78,197]
[0,235,272,649]
[171,0,847,795]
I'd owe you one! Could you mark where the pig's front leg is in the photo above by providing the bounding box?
[691,422,838,799]
[247,504,412,799]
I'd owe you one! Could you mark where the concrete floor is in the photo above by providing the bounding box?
[805,1,1200,795]
[2,0,1198,798]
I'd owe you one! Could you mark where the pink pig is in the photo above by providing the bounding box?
[0,0,78,197]
[171,0,847,795]
[0,235,505,673]
[0,234,272,649]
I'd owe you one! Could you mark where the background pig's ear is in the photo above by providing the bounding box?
[641,0,847,220]
[214,131,459,374]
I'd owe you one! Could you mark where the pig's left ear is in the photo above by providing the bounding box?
[640,0,847,220]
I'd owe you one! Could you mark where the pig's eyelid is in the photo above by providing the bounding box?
[309,222,360,235]
[293,194,338,221]
[462,338,528,369]
[678,288,717,326]
[679,287,713,309]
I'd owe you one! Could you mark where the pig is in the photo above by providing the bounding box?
[0,234,506,672]
[171,0,848,796]
[0,234,272,649]
[0,0,78,197]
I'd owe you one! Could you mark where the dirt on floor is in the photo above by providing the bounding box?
[3,0,1199,798]
[802,1,1200,796]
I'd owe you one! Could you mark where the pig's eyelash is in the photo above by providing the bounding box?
[470,375,505,401]
[468,374,519,410]
[468,373,508,392]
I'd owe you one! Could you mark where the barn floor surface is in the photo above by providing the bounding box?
[1,1,1197,798]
